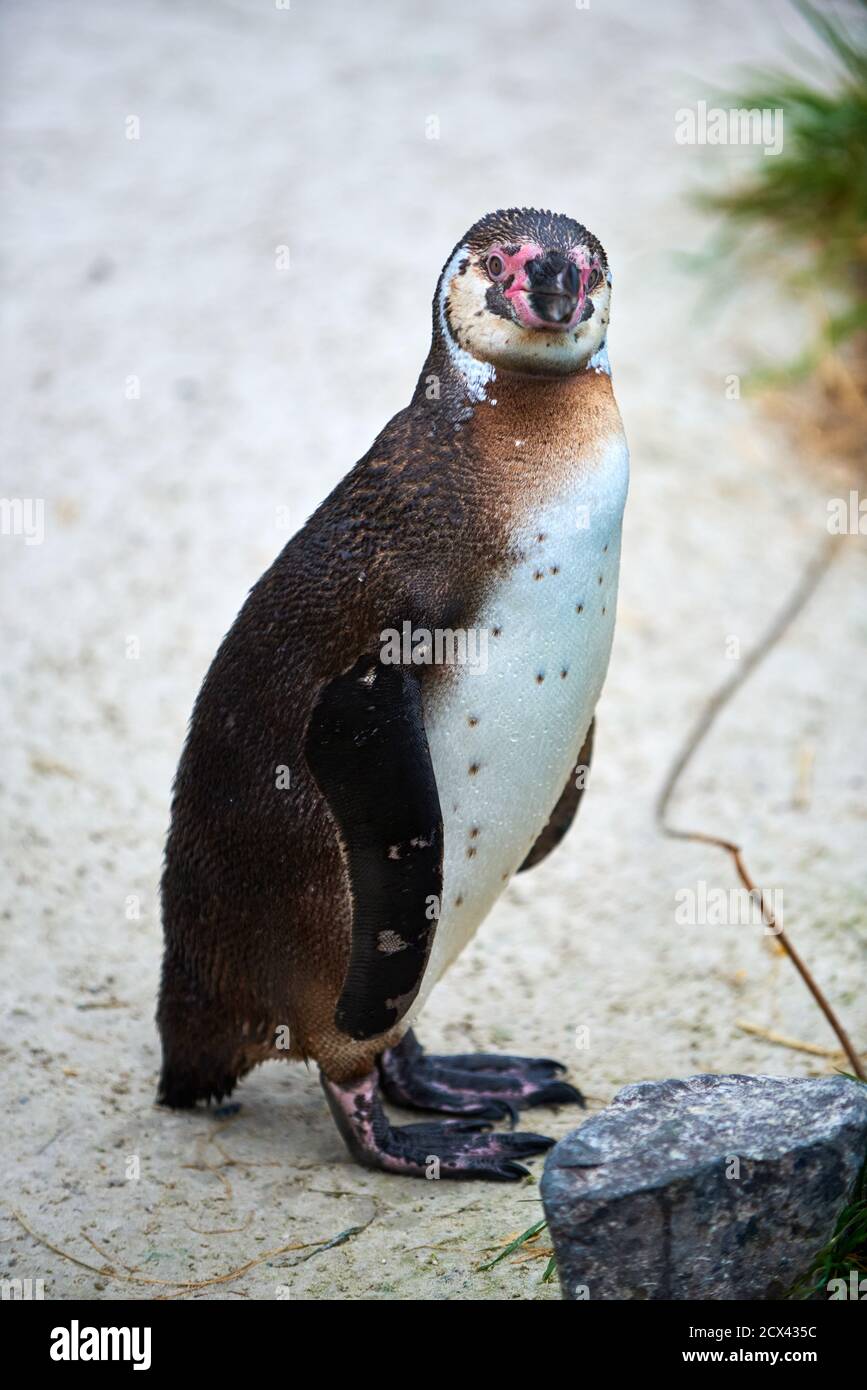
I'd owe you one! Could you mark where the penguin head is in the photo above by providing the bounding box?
[436,208,611,383]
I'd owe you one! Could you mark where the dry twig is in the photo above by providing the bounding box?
[656,535,864,1081]
[12,1208,373,1294]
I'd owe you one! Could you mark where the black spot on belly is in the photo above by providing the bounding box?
[561,669,568,679]
[468,715,479,727]
[469,762,480,776]
[536,673,545,684]
[533,570,544,581]
[598,575,603,585]
[550,565,560,575]
[492,627,502,638]
[470,826,479,838]
[466,847,477,859]
[576,603,584,614]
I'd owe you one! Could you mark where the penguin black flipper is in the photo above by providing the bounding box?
[306,655,443,1042]
[517,719,594,873]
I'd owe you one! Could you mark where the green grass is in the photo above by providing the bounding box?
[786,1075,867,1299]
[695,0,867,387]
[476,1218,548,1273]
[476,1216,560,1284]
[791,1160,867,1297]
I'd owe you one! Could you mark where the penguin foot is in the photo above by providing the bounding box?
[321,1069,553,1180]
[377,1029,585,1121]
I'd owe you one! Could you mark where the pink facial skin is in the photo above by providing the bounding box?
[487,243,601,332]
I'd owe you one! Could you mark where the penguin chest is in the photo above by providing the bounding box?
[414,438,629,1012]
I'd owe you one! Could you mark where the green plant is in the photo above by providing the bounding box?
[790,1165,867,1298]
[697,0,867,390]
[790,1076,867,1300]
[476,1218,547,1272]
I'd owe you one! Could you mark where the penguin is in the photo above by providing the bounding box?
[157,207,629,1181]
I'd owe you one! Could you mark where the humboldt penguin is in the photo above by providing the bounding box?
[158,207,629,1180]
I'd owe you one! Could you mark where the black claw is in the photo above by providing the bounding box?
[528,1058,569,1077]
[500,1099,521,1129]
[497,1131,556,1157]
[522,1080,586,1110]
[496,1162,531,1181]
[469,1097,521,1125]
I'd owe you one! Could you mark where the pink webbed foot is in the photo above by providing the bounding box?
[321,1069,553,1181]
[377,1029,585,1123]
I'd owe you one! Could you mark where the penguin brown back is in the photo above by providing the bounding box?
[157,208,628,1179]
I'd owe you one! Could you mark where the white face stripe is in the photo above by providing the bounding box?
[588,343,611,375]
[438,244,496,403]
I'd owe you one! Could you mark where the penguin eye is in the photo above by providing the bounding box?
[486,253,506,280]
[586,267,602,292]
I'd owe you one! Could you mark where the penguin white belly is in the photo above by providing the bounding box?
[411,436,629,1019]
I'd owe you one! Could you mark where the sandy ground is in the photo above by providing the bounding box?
[1,0,865,1301]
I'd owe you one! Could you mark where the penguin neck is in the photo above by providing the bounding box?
[416,335,623,495]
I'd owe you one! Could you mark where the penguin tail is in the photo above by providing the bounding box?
[156,1063,239,1110]
[156,948,244,1109]
[156,1021,244,1109]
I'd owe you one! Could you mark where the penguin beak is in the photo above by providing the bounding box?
[524,253,581,327]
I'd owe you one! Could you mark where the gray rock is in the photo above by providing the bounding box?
[541,1073,867,1301]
